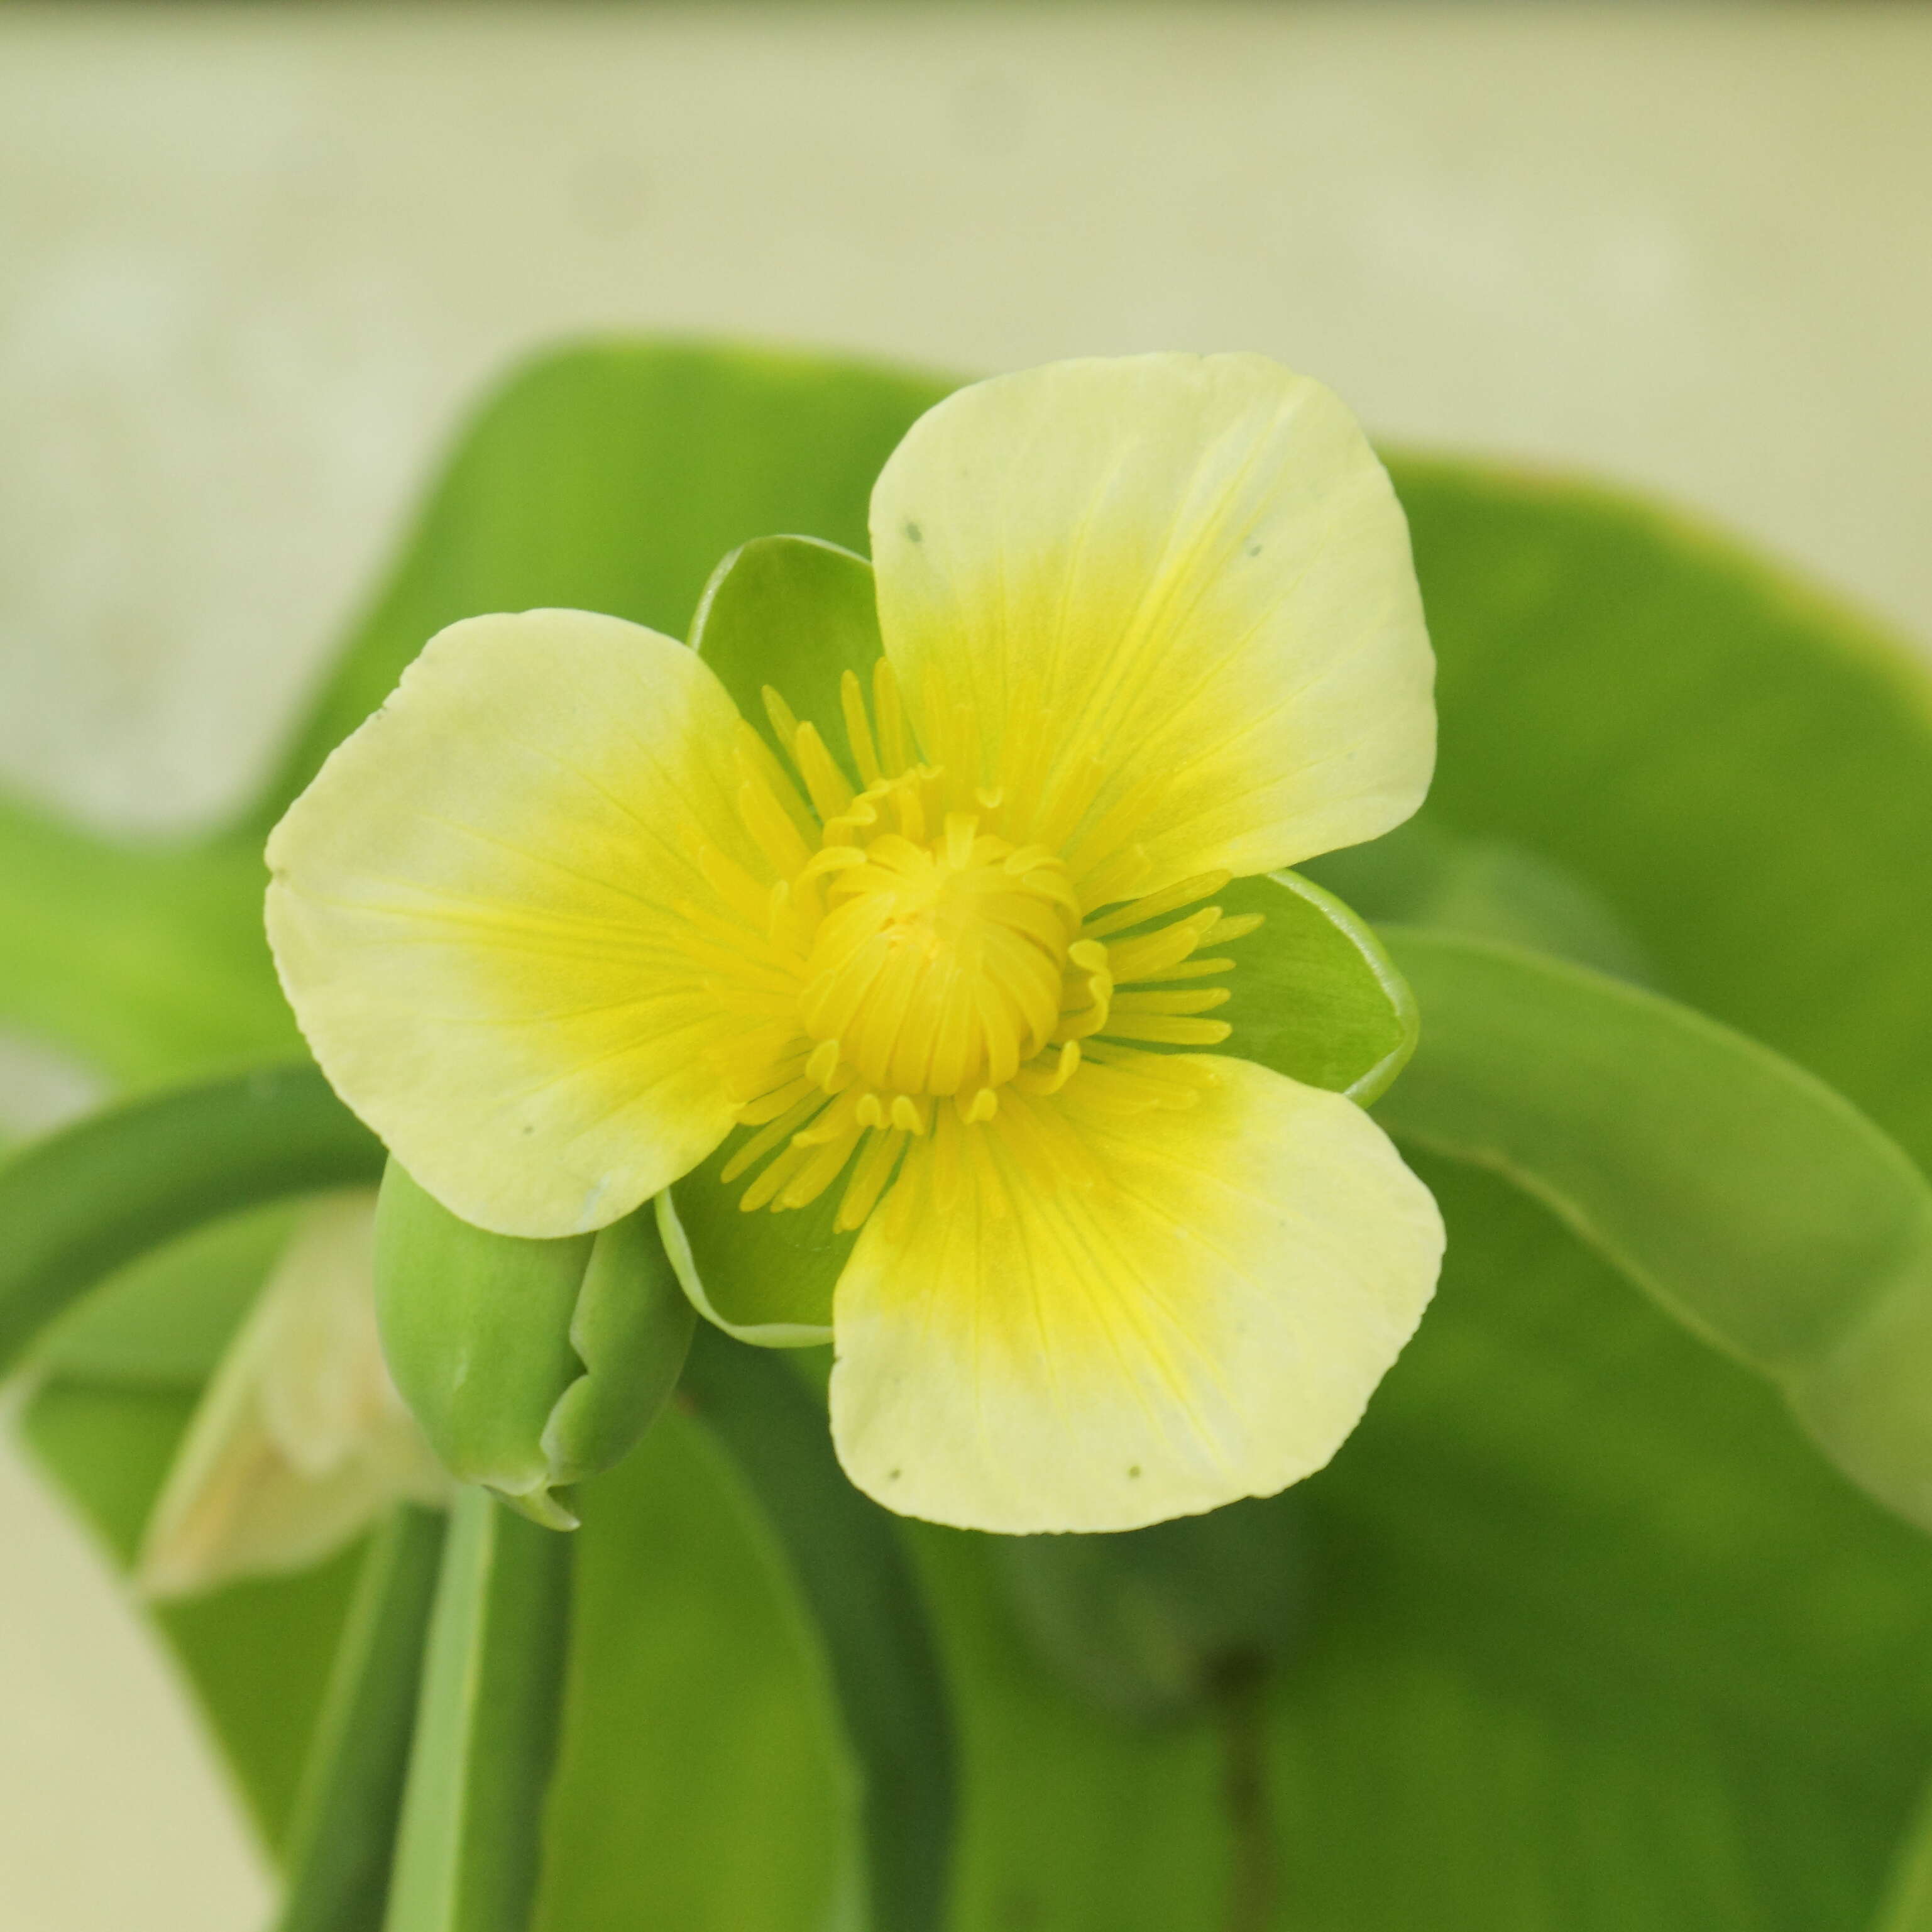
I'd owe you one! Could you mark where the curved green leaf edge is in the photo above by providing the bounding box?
[1305,818,1655,987]
[1875,1761,1932,1932]
[681,1327,956,1932]
[1377,927,1932,1539]
[276,1505,448,1932]
[0,1063,383,1380]
[384,1490,573,1932]
[251,341,952,837]
[0,784,297,1089]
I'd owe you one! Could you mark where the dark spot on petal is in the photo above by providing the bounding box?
[904,520,923,543]
[889,1467,903,1481]
[1128,1464,1142,1479]
[1245,541,1263,557]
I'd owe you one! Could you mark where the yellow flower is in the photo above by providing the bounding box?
[138,1191,450,1598]
[266,354,1444,1534]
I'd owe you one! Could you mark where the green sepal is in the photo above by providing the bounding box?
[652,533,888,1347]
[989,1491,1310,1726]
[541,1210,697,1486]
[689,534,883,754]
[1376,927,1932,1538]
[1183,868,1417,1104]
[373,1164,692,1528]
[656,1168,842,1350]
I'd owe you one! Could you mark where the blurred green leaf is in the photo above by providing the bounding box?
[1377,929,1932,1536]
[1875,1772,1932,1932]
[0,1064,382,1378]
[36,1201,294,1386]
[251,342,950,834]
[911,1525,1236,1932]
[988,1494,1310,1727]
[1280,1155,1932,1932]
[535,1406,850,1932]
[682,1327,955,1932]
[385,1490,571,1932]
[1307,818,1655,985]
[1391,458,1932,1162]
[0,787,295,1087]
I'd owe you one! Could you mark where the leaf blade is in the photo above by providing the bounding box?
[681,1329,957,1932]
[0,1065,383,1380]
[1376,926,1932,1535]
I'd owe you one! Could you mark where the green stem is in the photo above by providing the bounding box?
[383,1490,573,1932]
[1212,1655,1278,1932]
[0,1063,382,1378]
[681,1327,957,1932]
[277,1508,450,1932]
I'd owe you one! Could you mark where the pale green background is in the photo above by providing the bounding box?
[1,6,1928,1928]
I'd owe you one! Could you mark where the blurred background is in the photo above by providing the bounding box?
[2,6,1928,1928]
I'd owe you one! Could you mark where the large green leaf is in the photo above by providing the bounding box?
[534,1404,851,1932]
[1279,1155,1932,1932]
[0,1064,381,1376]
[252,343,950,833]
[1375,928,1932,1537]
[681,1328,956,1932]
[36,1200,295,1386]
[0,786,294,1087]
[1388,458,1932,1163]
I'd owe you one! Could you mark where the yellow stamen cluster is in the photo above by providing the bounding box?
[685,662,1263,1231]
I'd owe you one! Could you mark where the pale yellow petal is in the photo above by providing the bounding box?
[138,1192,450,1601]
[267,609,785,1238]
[828,1056,1442,1533]
[870,354,1434,902]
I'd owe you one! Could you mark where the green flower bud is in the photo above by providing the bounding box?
[373,1161,693,1528]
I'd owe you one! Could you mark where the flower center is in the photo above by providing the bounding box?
[693,662,1261,1231]
[799,816,1077,1099]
